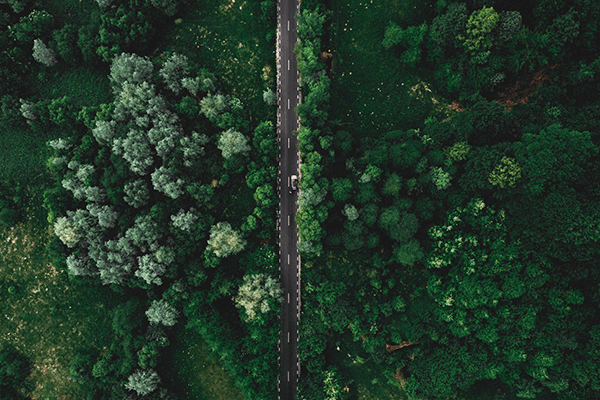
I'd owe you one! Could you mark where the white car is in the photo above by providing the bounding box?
[289,175,298,194]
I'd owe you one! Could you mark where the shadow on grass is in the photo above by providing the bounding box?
[159,321,244,400]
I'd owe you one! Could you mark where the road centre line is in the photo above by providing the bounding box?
[288,254,290,264]
[288,59,290,70]
[288,137,290,148]
[288,98,290,109]
[288,332,290,343]
[288,215,290,226]
[288,293,290,303]
[288,20,290,31]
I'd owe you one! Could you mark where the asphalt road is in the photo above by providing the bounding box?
[276,0,300,399]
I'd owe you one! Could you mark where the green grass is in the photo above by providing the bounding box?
[39,0,98,27]
[151,0,275,125]
[159,322,244,400]
[0,182,125,399]
[0,122,57,185]
[38,66,113,109]
[329,0,452,134]
[327,330,407,400]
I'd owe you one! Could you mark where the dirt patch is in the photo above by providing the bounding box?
[494,64,561,112]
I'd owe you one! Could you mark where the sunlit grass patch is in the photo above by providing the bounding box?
[329,0,447,134]
[159,322,244,400]
[154,0,273,125]
[0,184,123,399]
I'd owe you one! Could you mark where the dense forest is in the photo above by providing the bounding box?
[2,0,600,399]
[294,0,600,399]
[0,0,281,398]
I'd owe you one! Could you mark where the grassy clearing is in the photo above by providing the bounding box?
[329,0,452,134]
[0,123,53,184]
[151,0,275,125]
[0,182,124,399]
[38,66,114,109]
[39,0,98,27]
[327,330,407,400]
[159,322,244,400]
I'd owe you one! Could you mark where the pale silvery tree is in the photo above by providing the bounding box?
[19,98,37,121]
[199,92,229,121]
[125,369,160,396]
[263,88,277,105]
[113,128,154,175]
[202,77,216,92]
[125,214,162,253]
[112,81,157,123]
[86,204,118,229]
[151,166,184,199]
[110,52,154,88]
[92,119,117,145]
[48,138,72,150]
[135,253,166,286]
[32,38,57,66]
[123,180,150,208]
[206,222,246,258]
[66,254,89,276]
[145,299,179,326]
[217,128,251,159]
[233,274,283,322]
[181,76,200,96]
[180,131,208,167]
[179,132,209,167]
[159,52,188,94]
[84,186,107,203]
[53,216,81,248]
[342,204,359,221]
[171,209,198,231]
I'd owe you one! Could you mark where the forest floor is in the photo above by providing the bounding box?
[328,0,453,137]
[0,178,122,399]
[159,322,244,400]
